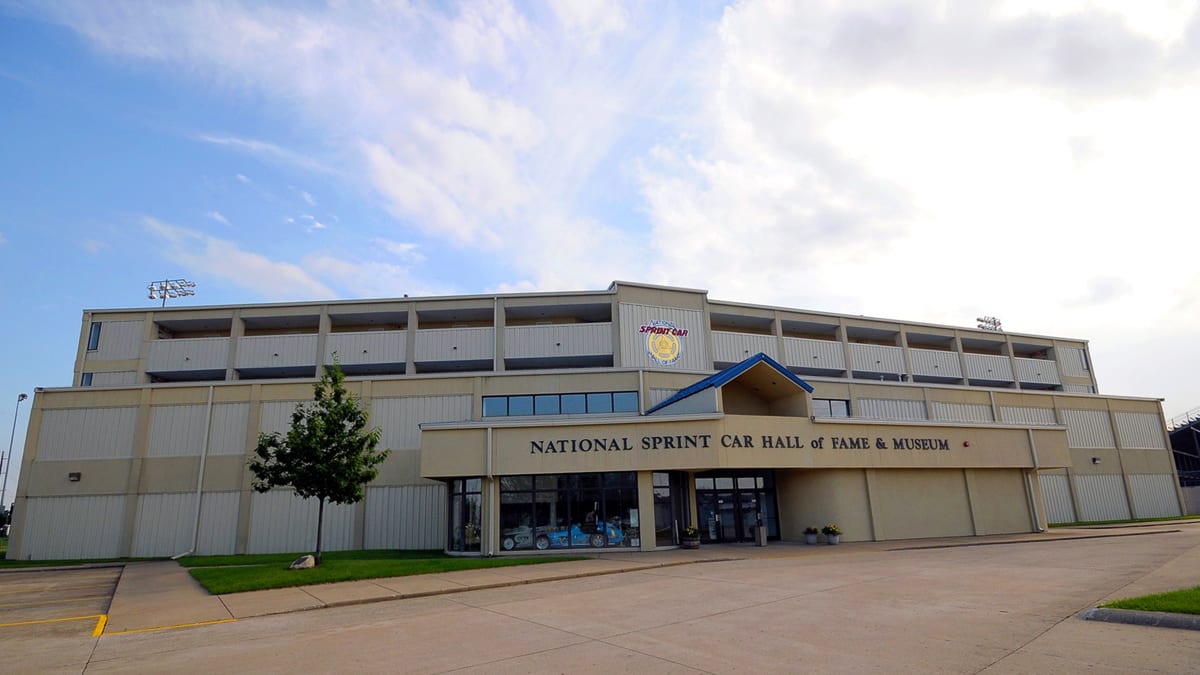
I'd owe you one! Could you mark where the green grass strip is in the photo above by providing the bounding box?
[1101,585,1200,615]
[1048,515,1200,528]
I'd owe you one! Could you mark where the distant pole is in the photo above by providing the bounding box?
[1,393,28,521]
[147,278,197,307]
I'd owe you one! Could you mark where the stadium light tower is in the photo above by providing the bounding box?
[147,278,197,307]
[976,315,1003,332]
[1,393,28,522]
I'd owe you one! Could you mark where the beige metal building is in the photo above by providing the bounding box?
[7,281,1185,559]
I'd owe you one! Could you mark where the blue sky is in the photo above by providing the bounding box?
[3,1,1200,492]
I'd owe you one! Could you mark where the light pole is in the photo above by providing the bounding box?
[1,393,28,524]
[147,278,197,307]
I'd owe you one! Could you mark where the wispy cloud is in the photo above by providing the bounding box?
[236,173,251,184]
[196,134,334,174]
[206,211,230,225]
[79,239,109,253]
[0,232,7,245]
[374,238,424,264]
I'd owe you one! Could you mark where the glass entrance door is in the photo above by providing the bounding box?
[694,471,778,543]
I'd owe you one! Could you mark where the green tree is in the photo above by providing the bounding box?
[249,362,389,565]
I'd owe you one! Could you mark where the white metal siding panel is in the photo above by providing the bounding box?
[908,348,962,379]
[373,395,473,450]
[18,496,128,559]
[648,389,678,408]
[147,405,207,457]
[848,344,905,374]
[364,485,447,549]
[1073,474,1131,521]
[783,337,845,371]
[90,371,137,386]
[617,303,708,370]
[711,331,777,364]
[1040,472,1077,523]
[1061,384,1095,394]
[247,490,356,554]
[963,354,1014,381]
[147,337,230,372]
[235,334,318,369]
[654,388,718,415]
[413,327,495,362]
[133,493,196,556]
[89,320,144,361]
[931,402,993,423]
[1014,357,1062,385]
[999,406,1058,426]
[326,331,406,366]
[1128,474,1181,518]
[858,399,927,421]
[38,407,138,460]
[209,403,250,455]
[196,491,240,554]
[1061,409,1116,448]
[504,324,614,359]
[259,401,305,436]
[1058,347,1089,377]
[1115,412,1167,449]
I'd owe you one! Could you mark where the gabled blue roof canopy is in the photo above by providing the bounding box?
[645,352,814,415]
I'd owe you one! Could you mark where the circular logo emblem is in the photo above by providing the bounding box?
[641,320,686,366]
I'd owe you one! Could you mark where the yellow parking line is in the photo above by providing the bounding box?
[0,613,103,629]
[0,594,112,610]
[0,582,116,596]
[93,614,107,637]
[105,618,236,635]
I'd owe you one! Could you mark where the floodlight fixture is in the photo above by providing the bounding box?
[147,278,197,307]
[975,315,1003,332]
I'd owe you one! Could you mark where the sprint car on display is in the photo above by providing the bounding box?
[501,520,626,550]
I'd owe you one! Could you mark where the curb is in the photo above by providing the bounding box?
[887,529,1181,551]
[1078,607,1200,632]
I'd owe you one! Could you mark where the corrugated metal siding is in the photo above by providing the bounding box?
[617,303,708,370]
[783,337,844,371]
[504,324,613,359]
[858,398,927,421]
[1128,474,1181,518]
[1073,474,1131,521]
[259,401,305,436]
[1060,409,1116,448]
[963,353,1013,381]
[235,334,318,369]
[1115,412,1166,449]
[364,485,446,549]
[711,331,777,363]
[89,320,144,361]
[373,395,472,449]
[1058,347,1090,377]
[18,495,128,559]
[133,493,195,556]
[38,407,138,460]
[210,404,249,455]
[931,402,993,423]
[196,491,240,555]
[326,331,406,366]
[648,389,678,408]
[1061,383,1095,394]
[1013,357,1062,385]
[1039,472,1077,523]
[247,490,356,554]
[147,337,230,372]
[848,343,905,374]
[148,405,207,457]
[999,406,1058,426]
[90,371,138,386]
[413,327,495,362]
[909,348,962,378]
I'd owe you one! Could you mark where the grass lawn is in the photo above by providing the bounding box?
[1048,515,1200,528]
[1101,586,1200,615]
[180,549,588,595]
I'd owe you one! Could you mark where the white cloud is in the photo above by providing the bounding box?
[300,190,315,206]
[236,173,251,184]
[374,238,424,264]
[206,211,229,225]
[0,232,6,245]
[79,239,109,254]
[197,134,333,174]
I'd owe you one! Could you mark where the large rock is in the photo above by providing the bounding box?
[290,554,316,569]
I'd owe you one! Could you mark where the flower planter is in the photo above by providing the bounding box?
[681,537,700,550]
[826,534,840,545]
[805,533,818,545]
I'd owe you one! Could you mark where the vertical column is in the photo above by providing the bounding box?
[636,471,656,551]
[1003,337,1019,389]
[898,329,913,383]
[405,306,418,375]
[118,387,154,557]
[493,297,505,373]
[838,319,853,380]
[136,312,155,384]
[953,332,970,386]
[225,309,243,381]
[235,383,263,554]
[773,311,785,367]
[315,306,331,376]
[1106,406,1139,519]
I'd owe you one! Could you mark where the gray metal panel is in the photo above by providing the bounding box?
[1058,347,1090,378]
[1061,383,1095,394]
[147,337,230,372]
[259,401,305,436]
[364,484,446,549]
[858,398,927,421]
[783,337,845,371]
[373,395,472,450]
[196,491,240,554]
[1060,409,1115,448]
[91,371,138,386]
[909,348,962,378]
[653,388,719,415]
[963,353,1014,381]
[147,405,207,457]
[247,490,356,554]
[617,303,707,370]
[1014,357,1061,385]
[235,334,318,369]
[849,344,905,374]
[209,403,250,455]
[1128,474,1181,518]
[1073,474,1131,521]
[711,331,777,363]
[133,492,196,556]
[326,331,406,366]
[931,402,993,423]
[648,389,679,408]
[1039,472,1077,523]
[38,407,138,460]
[1115,412,1166,449]
[413,327,495,362]
[17,495,128,559]
[999,406,1058,426]
[87,320,144,361]
[504,323,613,359]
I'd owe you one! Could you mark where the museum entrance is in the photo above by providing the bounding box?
[694,471,778,543]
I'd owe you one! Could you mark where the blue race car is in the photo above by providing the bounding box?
[535,520,624,549]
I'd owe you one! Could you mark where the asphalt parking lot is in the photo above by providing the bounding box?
[0,566,120,638]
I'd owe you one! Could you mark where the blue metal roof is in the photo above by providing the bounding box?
[645,352,813,415]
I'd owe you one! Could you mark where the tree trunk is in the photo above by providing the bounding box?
[315,497,325,566]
